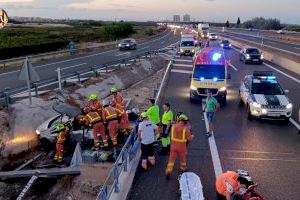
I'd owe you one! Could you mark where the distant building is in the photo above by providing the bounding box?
[183,14,190,22]
[173,15,180,22]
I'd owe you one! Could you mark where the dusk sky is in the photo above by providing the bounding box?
[1,0,299,24]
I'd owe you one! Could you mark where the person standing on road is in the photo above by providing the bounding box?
[138,112,158,171]
[165,115,193,179]
[54,123,69,163]
[160,103,173,155]
[203,90,220,137]
[146,98,161,140]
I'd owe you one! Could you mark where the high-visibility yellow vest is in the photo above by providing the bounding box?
[86,112,101,123]
[171,126,187,143]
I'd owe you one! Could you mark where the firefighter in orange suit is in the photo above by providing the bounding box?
[54,123,69,163]
[110,97,130,136]
[79,111,105,149]
[102,99,119,146]
[165,114,193,179]
[110,87,126,110]
[83,93,103,114]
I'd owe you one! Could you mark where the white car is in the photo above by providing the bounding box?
[239,71,292,122]
[209,33,218,40]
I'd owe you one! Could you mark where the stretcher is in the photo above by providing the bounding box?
[179,172,204,200]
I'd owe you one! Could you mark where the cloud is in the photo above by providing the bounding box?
[1,0,33,2]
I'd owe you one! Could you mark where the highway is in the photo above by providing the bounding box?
[128,40,300,200]
[0,30,180,92]
[211,27,300,57]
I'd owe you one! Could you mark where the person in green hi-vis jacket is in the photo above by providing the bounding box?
[146,98,160,140]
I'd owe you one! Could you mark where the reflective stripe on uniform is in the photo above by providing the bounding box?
[171,127,187,143]
[105,108,117,120]
[86,112,101,123]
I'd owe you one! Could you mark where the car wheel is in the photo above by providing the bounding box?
[39,138,53,152]
[189,96,197,103]
[283,117,290,124]
[220,97,226,107]
[239,99,244,107]
[247,106,254,121]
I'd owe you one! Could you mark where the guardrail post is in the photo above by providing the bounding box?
[3,88,11,109]
[92,66,99,77]
[57,67,62,90]
[105,64,108,73]
[123,149,128,172]
[113,165,120,193]
[101,185,108,200]
[32,83,38,97]
[76,72,81,83]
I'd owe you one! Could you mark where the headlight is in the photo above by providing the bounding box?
[229,44,232,47]
[246,54,250,59]
[221,44,224,47]
[180,49,184,53]
[191,49,195,52]
[286,103,293,109]
[260,54,264,59]
[126,44,130,47]
[261,109,267,114]
[252,102,261,108]
[190,85,197,90]
[36,129,41,135]
[219,86,226,92]
[118,44,121,47]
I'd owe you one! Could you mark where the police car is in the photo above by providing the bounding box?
[239,71,292,121]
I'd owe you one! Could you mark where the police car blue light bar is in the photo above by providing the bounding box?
[212,53,222,61]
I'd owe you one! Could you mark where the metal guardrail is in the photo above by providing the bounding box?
[96,123,140,200]
[96,60,173,200]
[0,49,168,108]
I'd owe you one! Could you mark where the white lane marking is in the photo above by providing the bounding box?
[294,47,300,50]
[290,118,300,130]
[0,49,116,77]
[173,63,193,68]
[0,32,172,77]
[173,59,193,63]
[171,69,192,74]
[115,52,130,57]
[138,46,149,51]
[223,149,295,155]
[202,104,223,178]
[224,157,297,162]
[263,63,300,84]
[226,61,238,71]
[61,63,87,71]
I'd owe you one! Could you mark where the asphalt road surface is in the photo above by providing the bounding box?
[128,40,300,200]
[0,30,180,92]
[211,28,300,57]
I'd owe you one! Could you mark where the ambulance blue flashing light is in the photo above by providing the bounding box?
[212,52,222,61]
[200,77,205,81]
[213,77,218,82]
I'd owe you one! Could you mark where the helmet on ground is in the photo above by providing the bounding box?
[178,114,188,121]
[89,93,98,101]
[55,123,65,132]
[99,152,109,162]
[111,87,118,93]
[141,112,147,118]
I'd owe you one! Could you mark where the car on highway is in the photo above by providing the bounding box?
[118,38,137,50]
[239,71,293,122]
[240,47,264,64]
[220,39,232,48]
[179,36,196,56]
[209,33,218,40]
[190,48,231,106]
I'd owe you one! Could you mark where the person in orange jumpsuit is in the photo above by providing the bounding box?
[54,123,69,163]
[165,114,193,179]
[102,99,119,146]
[110,87,126,110]
[83,93,103,114]
[216,171,242,200]
[79,111,105,149]
[110,98,130,136]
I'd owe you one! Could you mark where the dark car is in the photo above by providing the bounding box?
[240,47,264,64]
[118,38,137,50]
[220,39,231,48]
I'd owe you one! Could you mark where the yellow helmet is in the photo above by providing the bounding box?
[178,114,188,121]
[55,123,65,132]
[111,87,118,93]
[89,93,98,101]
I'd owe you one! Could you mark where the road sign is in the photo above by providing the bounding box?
[18,57,40,105]
[68,41,76,55]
